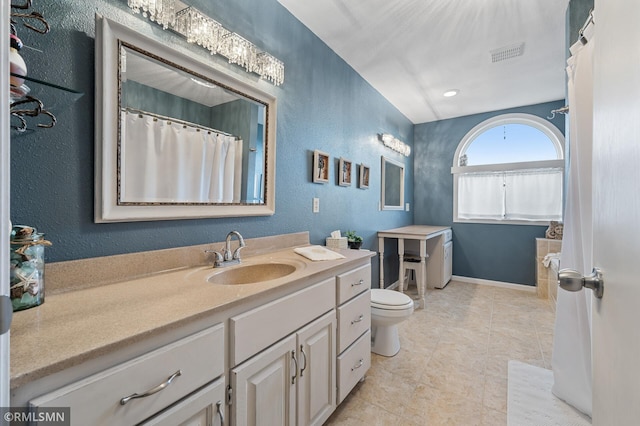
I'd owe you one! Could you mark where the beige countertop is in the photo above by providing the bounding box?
[10,244,374,389]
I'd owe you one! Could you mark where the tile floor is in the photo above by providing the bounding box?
[325,280,556,425]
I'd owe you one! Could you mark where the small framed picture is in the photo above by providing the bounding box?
[313,150,330,183]
[338,158,352,186]
[358,164,370,189]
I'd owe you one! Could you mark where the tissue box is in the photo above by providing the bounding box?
[326,237,348,250]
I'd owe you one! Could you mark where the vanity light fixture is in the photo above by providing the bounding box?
[128,0,285,86]
[379,133,411,157]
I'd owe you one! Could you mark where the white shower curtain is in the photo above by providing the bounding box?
[551,24,594,417]
[121,112,243,203]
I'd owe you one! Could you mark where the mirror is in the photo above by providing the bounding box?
[95,15,276,222]
[381,156,405,210]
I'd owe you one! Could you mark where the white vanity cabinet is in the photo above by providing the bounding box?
[229,278,336,426]
[29,324,225,426]
[231,311,336,426]
[335,264,372,403]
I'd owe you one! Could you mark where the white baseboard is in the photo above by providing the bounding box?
[451,275,536,292]
[383,277,536,293]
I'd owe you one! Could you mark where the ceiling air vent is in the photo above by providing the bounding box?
[490,42,525,63]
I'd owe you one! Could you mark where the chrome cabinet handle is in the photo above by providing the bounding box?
[351,359,364,371]
[120,370,182,405]
[291,350,298,384]
[216,401,224,425]
[299,345,307,377]
[351,279,364,287]
[351,314,364,325]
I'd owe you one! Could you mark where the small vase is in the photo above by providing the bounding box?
[348,241,362,250]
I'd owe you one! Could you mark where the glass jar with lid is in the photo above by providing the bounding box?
[10,225,51,311]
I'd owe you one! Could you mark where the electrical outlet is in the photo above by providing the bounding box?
[406,203,410,211]
[313,197,320,213]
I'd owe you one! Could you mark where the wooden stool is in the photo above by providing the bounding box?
[402,254,427,294]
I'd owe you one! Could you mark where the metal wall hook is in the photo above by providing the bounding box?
[11,11,50,34]
[11,0,32,10]
[10,96,57,131]
[547,106,569,120]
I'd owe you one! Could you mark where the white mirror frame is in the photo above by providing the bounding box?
[94,14,277,222]
[381,156,405,211]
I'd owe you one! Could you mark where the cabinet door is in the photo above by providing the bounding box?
[232,334,296,426]
[296,311,336,426]
[141,378,225,426]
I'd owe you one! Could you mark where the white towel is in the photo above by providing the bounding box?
[294,245,346,261]
[542,252,561,268]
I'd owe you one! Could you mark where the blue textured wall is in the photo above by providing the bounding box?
[10,0,414,287]
[413,100,566,285]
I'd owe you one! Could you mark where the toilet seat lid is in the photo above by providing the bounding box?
[371,289,414,310]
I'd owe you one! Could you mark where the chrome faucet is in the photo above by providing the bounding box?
[206,231,246,268]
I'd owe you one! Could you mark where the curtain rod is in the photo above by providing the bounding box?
[548,106,569,120]
[121,107,239,139]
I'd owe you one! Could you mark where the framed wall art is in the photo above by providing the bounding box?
[313,150,330,183]
[339,157,352,186]
[358,164,370,189]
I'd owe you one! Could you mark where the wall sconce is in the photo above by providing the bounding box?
[128,0,285,86]
[379,133,411,156]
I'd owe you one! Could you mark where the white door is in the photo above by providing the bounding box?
[591,1,640,424]
[1,0,12,414]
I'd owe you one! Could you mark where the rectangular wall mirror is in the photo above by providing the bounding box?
[381,156,405,210]
[95,15,277,222]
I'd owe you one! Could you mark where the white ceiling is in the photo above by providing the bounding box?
[277,0,570,124]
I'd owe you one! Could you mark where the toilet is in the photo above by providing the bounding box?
[370,288,415,356]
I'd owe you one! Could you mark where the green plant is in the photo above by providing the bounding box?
[345,230,363,243]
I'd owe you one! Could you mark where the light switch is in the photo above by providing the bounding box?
[406,203,410,211]
[313,197,320,213]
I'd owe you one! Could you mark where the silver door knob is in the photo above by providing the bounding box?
[558,267,604,299]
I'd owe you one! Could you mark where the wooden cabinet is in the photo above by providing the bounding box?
[230,278,336,426]
[29,324,224,426]
[231,311,336,426]
[335,265,371,403]
[140,378,225,426]
[231,334,297,426]
[295,311,336,426]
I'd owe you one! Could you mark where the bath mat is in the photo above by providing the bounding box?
[507,360,591,426]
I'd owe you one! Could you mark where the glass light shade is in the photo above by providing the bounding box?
[128,0,284,85]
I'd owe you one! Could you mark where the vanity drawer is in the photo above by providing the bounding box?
[336,264,371,305]
[337,290,371,353]
[230,277,335,365]
[336,329,371,404]
[29,324,224,426]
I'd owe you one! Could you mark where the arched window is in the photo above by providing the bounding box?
[451,113,564,224]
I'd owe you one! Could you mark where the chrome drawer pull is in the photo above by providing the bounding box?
[216,401,224,425]
[119,370,182,405]
[351,314,364,325]
[291,351,298,385]
[351,359,364,371]
[299,345,307,377]
[351,279,364,287]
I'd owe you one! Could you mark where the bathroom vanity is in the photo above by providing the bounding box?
[9,232,373,425]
